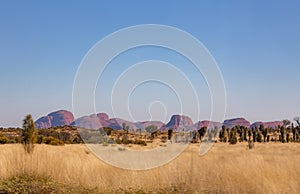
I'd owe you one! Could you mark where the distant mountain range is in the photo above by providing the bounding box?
[35,110,284,130]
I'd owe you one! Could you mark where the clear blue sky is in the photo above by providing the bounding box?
[1,0,300,127]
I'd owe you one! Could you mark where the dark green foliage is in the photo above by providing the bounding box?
[37,135,44,144]
[38,129,60,139]
[236,126,247,142]
[134,139,147,146]
[198,127,206,141]
[121,139,134,145]
[42,136,64,146]
[168,129,173,140]
[286,133,290,143]
[161,135,168,143]
[280,126,285,143]
[229,129,237,144]
[260,125,268,142]
[292,126,297,141]
[100,127,113,136]
[248,129,252,142]
[58,131,72,142]
[21,114,38,154]
[267,135,270,142]
[219,126,224,142]
[252,129,257,142]
[256,131,262,143]
[115,138,122,144]
[243,128,248,141]
[0,133,8,144]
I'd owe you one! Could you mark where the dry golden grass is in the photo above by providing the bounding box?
[1,143,300,193]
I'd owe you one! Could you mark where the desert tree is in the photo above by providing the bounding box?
[252,128,257,142]
[167,128,173,141]
[280,126,285,143]
[122,123,130,134]
[283,119,291,127]
[294,117,300,126]
[260,124,268,142]
[102,127,113,136]
[256,131,262,143]
[198,127,207,141]
[219,125,226,142]
[286,132,290,143]
[190,130,198,143]
[243,126,248,141]
[229,128,237,145]
[292,123,297,142]
[145,125,158,140]
[248,128,252,141]
[21,114,38,154]
[236,126,246,142]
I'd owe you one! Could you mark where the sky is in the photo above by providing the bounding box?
[0,0,300,127]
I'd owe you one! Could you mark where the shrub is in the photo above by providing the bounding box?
[118,147,126,151]
[8,138,16,144]
[115,138,122,144]
[248,141,255,149]
[256,132,262,143]
[122,139,134,145]
[168,129,173,140]
[43,136,64,146]
[229,129,237,145]
[13,136,21,143]
[161,136,168,143]
[102,127,113,136]
[37,135,44,144]
[107,138,115,144]
[50,139,64,146]
[271,137,275,142]
[0,135,8,144]
[134,139,147,146]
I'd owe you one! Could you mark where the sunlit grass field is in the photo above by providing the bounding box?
[1,143,300,193]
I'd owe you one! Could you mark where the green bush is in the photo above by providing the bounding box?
[134,139,147,146]
[256,132,262,143]
[0,135,8,144]
[8,138,16,144]
[122,139,134,145]
[115,138,122,144]
[37,135,44,144]
[229,129,237,145]
[161,136,167,143]
[43,136,64,146]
